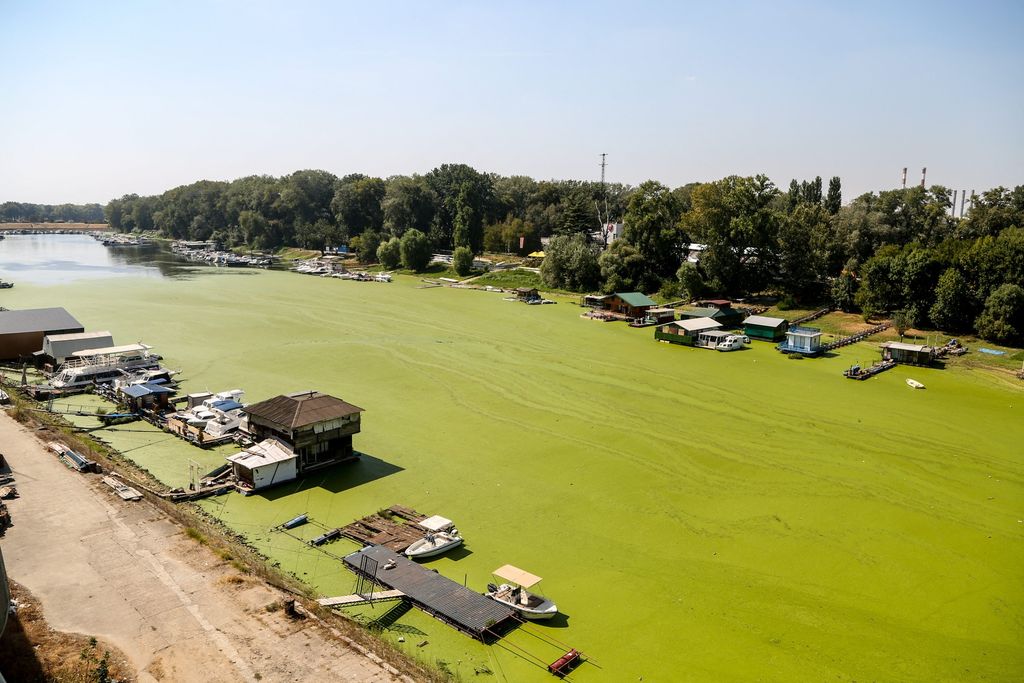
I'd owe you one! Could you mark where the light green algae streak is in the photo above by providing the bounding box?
[8,269,1023,682]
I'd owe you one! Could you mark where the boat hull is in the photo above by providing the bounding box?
[404,535,463,559]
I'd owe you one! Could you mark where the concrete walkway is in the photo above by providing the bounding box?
[0,413,402,683]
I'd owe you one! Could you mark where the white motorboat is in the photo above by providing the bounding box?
[906,378,925,389]
[50,343,161,390]
[485,565,558,620]
[404,515,463,559]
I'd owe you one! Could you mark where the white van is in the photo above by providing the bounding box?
[716,335,745,352]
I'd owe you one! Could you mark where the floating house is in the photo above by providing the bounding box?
[642,307,677,325]
[655,317,722,346]
[38,330,114,367]
[744,315,789,342]
[226,437,298,492]
[0,307,84,360]
[513,287,540,302]
[606,292,657,318]
[679,303,744,328]
[117,382,174,412]
[777,326,824,355]
[881,342,935,366]
[243,391,364,473]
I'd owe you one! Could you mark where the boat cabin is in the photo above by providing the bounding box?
[697,329,733,349]
[777,326,823,355]
[881,342,935,366]
[654,317,722,346]
[744,315,789,342]
[642,307,676,325]
[606,292,657,318]
[243,390,364,474]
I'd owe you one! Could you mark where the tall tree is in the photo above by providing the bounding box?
[622,180,686,289]
[825,176,842,214]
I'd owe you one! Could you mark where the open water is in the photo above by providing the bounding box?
[0,233,197,284]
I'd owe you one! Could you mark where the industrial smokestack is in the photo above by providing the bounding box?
[921,167,927,189]
[952,190,958,217]
[960,191,966,218]
[902,167,907,189]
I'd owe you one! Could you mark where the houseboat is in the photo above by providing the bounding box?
[49,343,162,391]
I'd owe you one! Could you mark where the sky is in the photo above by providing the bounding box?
[1,0,1022,205]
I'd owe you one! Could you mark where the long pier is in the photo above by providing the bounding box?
[343,546,519,642]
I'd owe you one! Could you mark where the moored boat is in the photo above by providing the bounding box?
[485,564,558,620]
[906,378,925,389]
[404,515,463,559]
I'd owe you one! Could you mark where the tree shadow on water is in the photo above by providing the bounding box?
[256,452,403,501]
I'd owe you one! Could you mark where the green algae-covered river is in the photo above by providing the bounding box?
[3,235,1023,681]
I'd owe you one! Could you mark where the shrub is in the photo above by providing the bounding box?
[376,237,401,270]
[452,246,474,276]
[400,229,432,271]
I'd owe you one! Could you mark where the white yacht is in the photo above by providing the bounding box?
[404,516,463,559]
[50,344,161,390]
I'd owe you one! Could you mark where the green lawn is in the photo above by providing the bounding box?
[7,269,1023,682]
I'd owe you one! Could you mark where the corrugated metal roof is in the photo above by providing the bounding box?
[881,341,931,352]
[45,330,112,342]
[227,438,296,467]
[71,343,151,357]
[670,317,722,332]
[344,546,516,637]
[613,292,657,307]
[0,307,83,335]
[244,391,364,429]
[744,315,787,328]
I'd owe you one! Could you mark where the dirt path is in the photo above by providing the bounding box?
[0,413,405,683]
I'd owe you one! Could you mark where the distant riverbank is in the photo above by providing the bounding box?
[0,222,108,232]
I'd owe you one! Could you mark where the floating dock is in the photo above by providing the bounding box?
[343,545,519,642]
[340,505,430,552]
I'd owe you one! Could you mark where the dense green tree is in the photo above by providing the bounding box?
[929,267,977,332]
[400,228,432,271]
[676,262,706,301]
[425,164,492,250]
[382,176,435,237]
[452,246,474,275]
[831,266,859,312]
[356,230,384,263]
[825,176,842,214]
[622,180,686,288]
[802,176,823,205]
[974,283,1024,344]
[540,234,600,291]
[598,241,647,293]
[483,217,538,255]
[377,237,402,269]
[956,186,1024,239]
[777,203,829,301]
[891,309,916,337]
[559,189,594,235]
[683,175,780,294]
[331,174,385,237]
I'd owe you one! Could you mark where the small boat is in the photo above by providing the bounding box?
[906,378,925,389]
[485,564,558,620]
[404,515,463,559]
[0,389,9,404]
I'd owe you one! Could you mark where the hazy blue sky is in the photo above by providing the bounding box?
[1,0,1022,204]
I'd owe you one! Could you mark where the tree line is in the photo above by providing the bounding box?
[98,167,1024,344]
[1,201,105,223]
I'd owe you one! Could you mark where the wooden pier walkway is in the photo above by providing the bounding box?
[822,322,891,352]
[317,590,405,607]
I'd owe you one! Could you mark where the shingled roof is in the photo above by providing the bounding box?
[243,391,364,429]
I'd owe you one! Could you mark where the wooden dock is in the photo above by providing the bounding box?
[317,590,405,607]
[339,505,430,552]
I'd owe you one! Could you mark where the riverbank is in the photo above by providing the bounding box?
[0,408,427,682]
[0,222,108,231]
